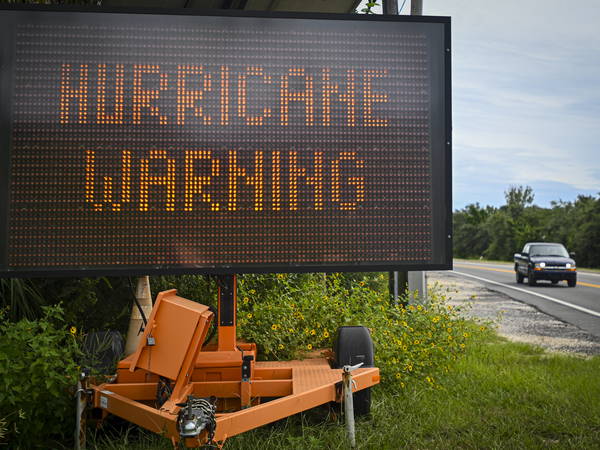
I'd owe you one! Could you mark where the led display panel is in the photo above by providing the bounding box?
[0,6,451,276]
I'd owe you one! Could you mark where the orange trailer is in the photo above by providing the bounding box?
[90,275,379,447]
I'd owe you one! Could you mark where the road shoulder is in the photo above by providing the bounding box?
[429,271,600,356]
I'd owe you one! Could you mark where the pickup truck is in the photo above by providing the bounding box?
[514,242,577,287]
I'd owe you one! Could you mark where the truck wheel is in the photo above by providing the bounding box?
[568,278,577,287]
[333,326,374,416]
[516,271,524,284]
[528,270,536,286]
[551,280,558,285]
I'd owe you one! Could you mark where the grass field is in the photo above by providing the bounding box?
[91,332,600,449]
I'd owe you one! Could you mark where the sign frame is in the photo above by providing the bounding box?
[0,4,452,277]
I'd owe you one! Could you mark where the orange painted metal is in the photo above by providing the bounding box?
[91,288,380,447]
[128,290,213,379]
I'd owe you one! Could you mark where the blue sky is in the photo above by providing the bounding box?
[359,0,600,210]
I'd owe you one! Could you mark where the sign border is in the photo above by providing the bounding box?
[0,4,452,277]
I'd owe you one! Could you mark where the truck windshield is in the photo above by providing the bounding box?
[529,245,569,257]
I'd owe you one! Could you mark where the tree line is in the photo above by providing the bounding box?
[453,186,600,268]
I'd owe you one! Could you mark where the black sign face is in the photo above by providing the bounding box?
[0,6,451,276]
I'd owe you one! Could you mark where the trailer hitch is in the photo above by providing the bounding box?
[176,395,217,442]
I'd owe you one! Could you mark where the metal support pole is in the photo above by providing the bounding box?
[383,0,409,306]
[411,0,423,15]
[74,377,85,450]
[407,0,427,304]
[217,274,237,352]
[388,271,408,305]
[383,0,398,15]
[342,363,363,448]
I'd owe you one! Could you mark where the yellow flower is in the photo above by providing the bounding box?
[271,324,278,330]
[426,376,434,384]
[323,331,330,338]
[400,382,405,388]
[480,326,487,331]
[277,274,285,280]
[69,326,77,335]
[417,305,423,311]
[278,344,284,350]
[359,281,365,287]
[310,329,316,336]
[395,373,402,379]
[288,328,294,333]
[247,313,253,319]
[432,316,440,323]
[460,343,466,349]
[306,344,313,350]
[243,297,249,304]
[463,332,470,338]
[447,335,453,341]
[413,340,420,345]
[250,289,256,294]
[408,305,415,311]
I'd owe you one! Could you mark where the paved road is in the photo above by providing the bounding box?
[450,260,600,338]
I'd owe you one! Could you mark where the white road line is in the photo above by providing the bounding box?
[454,261,600,279]
[452,270,600,318]
[579,271,600,278]
[454,261,513,269]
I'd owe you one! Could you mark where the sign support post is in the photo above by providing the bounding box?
[409,0,428,303]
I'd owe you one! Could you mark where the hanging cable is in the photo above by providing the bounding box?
[128,277,148,328]
[399,0,407,13]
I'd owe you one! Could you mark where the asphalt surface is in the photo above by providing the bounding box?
[450,260,600,339]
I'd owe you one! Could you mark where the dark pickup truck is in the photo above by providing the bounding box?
[514,242,577,287]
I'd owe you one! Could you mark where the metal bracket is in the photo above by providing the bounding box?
[242,355,253,382]
[218,274,235,326]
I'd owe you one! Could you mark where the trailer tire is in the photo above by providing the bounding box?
[333,326,374,416]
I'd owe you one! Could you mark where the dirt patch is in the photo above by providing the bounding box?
[428,271,600,356]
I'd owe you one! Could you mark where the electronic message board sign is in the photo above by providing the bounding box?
[0,6,451,277]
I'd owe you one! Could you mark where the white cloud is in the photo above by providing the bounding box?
[357,1,600,207]
[425,0,600,206]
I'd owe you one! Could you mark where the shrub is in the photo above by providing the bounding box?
[0,305,81,448]
[0,278,44,322]
[237,273,484,389]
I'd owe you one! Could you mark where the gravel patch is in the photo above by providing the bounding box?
[428,271,600,356]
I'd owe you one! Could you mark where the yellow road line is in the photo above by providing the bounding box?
[454,264,513,274]
[454,264,600,289]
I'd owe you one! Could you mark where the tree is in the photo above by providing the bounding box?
[453,203,493,258]
[505,185,534,219]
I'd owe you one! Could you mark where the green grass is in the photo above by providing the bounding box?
[91,332,600,449]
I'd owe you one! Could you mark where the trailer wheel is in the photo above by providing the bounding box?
[333,326,374,416]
